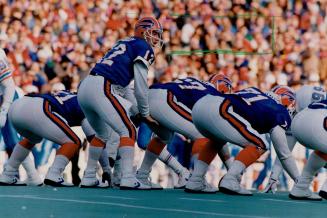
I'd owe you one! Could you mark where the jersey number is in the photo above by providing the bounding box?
[54,92,75,105]
[312,86,325,102]
[237,88,268,105]
[176,78,206,91]
[101,44,126,66]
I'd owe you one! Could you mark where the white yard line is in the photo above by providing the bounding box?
[0,195,267,218]
[101,195,137,200]
[262,198,319,204]
[179,197,224,203]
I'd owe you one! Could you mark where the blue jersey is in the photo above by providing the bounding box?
[221,87,291,134]
[150,77,221,109]
[308,99,327,109]
[27,91,85,127]
[90,37,154,87]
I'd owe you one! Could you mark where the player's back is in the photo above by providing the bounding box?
[91,37,154,87]
[308,99,327,110]
[225,87,291,133]
[27,91,84,126]
[150,77,220,109]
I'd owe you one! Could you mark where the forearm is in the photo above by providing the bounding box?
[270,126,300,181]
[1,77,16,106]
[124,83,139,116]
[134,61,149,117]
[270,133,297,180]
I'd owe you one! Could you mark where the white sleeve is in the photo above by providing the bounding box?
[134,56,150,69]
[270,132,298,181]
[1,77,16,108]
[134,61,150,117]
[124,83,139,116]
[270,125,300,181]
[0,49,15,108]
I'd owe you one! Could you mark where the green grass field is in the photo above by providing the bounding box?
[0,186,325,218]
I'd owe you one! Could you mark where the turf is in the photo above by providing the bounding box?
[0,187,325,218]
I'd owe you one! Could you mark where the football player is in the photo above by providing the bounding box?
[0,90,110,187]
[263,85,326,199]
[136,74,234,192]
[186,86,300,195]
[288,98,327,200]
[77,17,163,189]
[0,48,41,185]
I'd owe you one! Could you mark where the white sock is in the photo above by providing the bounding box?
[118,146,135,178]
[49,155,69,175]
[192,160,209,178]
[138,150,158,174]
[224,157,234,170]
[99,148,110,173]
[113,154,121,176]
[7,144,30,170]
[218,144,233,170]
[22,156,39,178]
[190,154,199,171]
[297,152,326,189]
[159,147,184,175]
[227,160,246,177]
[85,146,103,173]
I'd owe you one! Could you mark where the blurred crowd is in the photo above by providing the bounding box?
[0,0,326,190]
[0,0,326,94]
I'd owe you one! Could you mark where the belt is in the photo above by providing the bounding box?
[90,71,100,76]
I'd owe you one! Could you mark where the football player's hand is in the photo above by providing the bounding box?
[102,171,112,187]
[262,178,278,194]
[142,115,160,133]
[143,115,159,126]
[130,113,142,127]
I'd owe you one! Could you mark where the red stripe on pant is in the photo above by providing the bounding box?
[167,91,192,122]
[104,80,136,141]
[43,100,81,146]
[220,99,265,149]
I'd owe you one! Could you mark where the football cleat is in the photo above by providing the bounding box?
[174,168,190,189]
[120,175,151,190]
[319,190,327,200]
[80,170,109,188]
[0,164,26,186]
[261,177,278,194]
[184,175,218,194]
[219,175,253,196]
[289,187,322,201]
[318,180,327,200]
[23,174,43,186]
[136,170,163,190]
[80,177,109,188]
[44,171,74,187]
